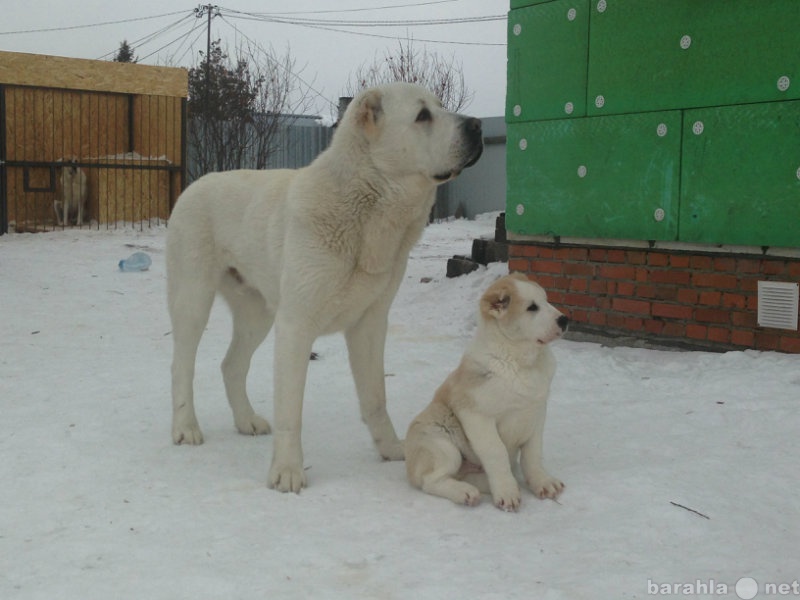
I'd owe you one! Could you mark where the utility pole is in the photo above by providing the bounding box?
[194,4,220,109]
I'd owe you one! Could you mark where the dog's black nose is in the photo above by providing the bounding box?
[557,315,569,332]
[462,117,483,168]
[463,117,482,141]
[465,117,481,133]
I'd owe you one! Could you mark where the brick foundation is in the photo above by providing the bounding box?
[509,242,800,353]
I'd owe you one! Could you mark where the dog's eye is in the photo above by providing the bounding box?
[527,302,539,312]
[416,108,432,123]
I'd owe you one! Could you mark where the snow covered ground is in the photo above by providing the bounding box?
[1,214,798,600]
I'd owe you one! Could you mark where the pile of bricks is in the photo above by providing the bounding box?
[446,214,509,278]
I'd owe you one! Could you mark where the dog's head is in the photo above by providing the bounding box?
[344,82,483,185]
[480,273,568,346]
[61,159,80,180]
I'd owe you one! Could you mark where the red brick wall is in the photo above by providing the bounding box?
[509,243,800,353]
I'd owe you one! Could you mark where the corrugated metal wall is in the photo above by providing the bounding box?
[186,117,334,184]
[186,114,505,220]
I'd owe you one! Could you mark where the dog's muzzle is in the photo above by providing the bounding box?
[433,118,484,182]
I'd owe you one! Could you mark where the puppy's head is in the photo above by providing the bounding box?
[480,273,568,346]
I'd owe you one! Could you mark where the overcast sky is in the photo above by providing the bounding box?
[0,0,509,118]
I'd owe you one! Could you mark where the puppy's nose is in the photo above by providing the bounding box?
[557,315,569,332]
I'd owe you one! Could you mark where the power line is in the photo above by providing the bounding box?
[262,1,463,16]
[95,13,197,61]
[166,18,209,65]
[223,9,506,28]
[223,11,505,47]
[0,10,190,36]
[173,26,209,65]
[218,15,337,110]
[137,15,208,63]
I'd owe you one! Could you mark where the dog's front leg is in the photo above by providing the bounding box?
[458,411,521,511]
[54,201,63,226]
[345,305,404,461]
[520,403,564,500]
[268,317,314,493]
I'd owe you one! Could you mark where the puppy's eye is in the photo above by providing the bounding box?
[416,108,432,123]
[527,302,539,312]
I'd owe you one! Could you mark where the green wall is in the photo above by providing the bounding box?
[506,0,800,248]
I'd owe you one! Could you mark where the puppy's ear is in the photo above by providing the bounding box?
[354,89,383,135]
[481,285,513,320]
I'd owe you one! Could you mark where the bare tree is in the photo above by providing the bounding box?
[342,38,473,114]
[187,40,314,180]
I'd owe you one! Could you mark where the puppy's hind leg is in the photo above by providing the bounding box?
[220,277,273,436]
[408,436,481,506]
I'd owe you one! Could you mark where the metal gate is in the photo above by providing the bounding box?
[0,83,186,234]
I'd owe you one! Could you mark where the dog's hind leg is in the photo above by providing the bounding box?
[220,278,273,437]
[412,437,481,506]
[168,275,215,445]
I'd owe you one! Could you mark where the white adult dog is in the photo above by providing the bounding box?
[406,274,568,511]
[166,83,483,492]
[54,162,88,226]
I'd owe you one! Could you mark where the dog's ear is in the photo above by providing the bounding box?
[481,284,513,320]
[354,89,383,135]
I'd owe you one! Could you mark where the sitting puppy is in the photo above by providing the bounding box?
[406,273,568,511]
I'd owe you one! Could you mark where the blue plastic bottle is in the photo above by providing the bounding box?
[118,251,152,272]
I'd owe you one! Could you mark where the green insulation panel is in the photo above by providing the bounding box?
[507,0,590,123]
[680,101,800,248]
[506,111,681,240]
[587,0,800,116]
[510,0,554,9]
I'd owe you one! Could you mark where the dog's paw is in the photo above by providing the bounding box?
[528,475,565,500]
[172,422,204,445]
[378,439,405,461]
[492,482,521,512]
[268,463,307,493]
[462,486,481,507]
[235,414,272,436]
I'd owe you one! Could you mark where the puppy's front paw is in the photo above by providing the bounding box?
[268,463,306,493]
[492,481,521,512]
[528,474,564,500]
